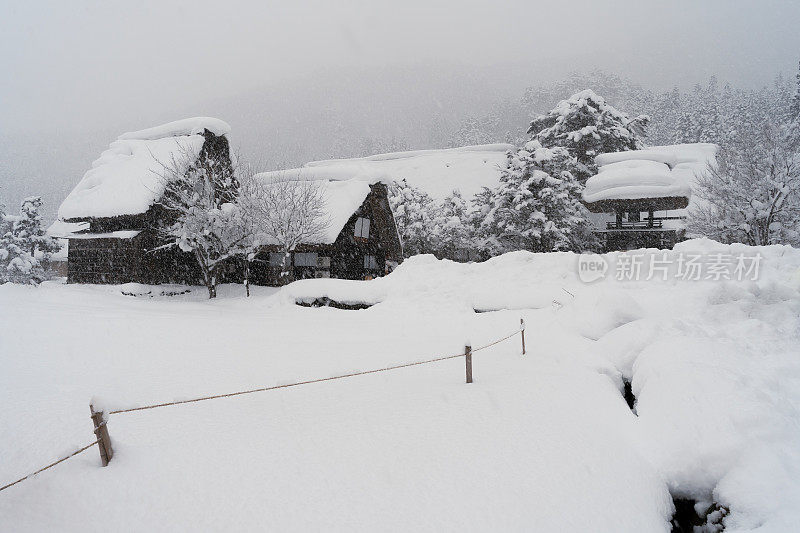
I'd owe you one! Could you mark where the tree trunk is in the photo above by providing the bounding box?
[279,250,293,286]
[244,261,250,297]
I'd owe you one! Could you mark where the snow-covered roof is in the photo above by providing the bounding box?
[582,143,717,209]
[58,117,231,221]
[46,219,140,241]
[46,219,89,238]
[251,174,374,245]
[258,144,512,201]
[117,117,231,141]
[58,230,141,240]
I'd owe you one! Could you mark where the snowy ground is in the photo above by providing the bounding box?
[1,239,799,532]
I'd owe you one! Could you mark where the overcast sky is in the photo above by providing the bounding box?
[2,0,799,134]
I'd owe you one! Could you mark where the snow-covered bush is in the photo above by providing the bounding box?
[474,142,598,254]
[0,196,62,285]
[528,89,649,181]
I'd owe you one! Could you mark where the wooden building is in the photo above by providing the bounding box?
[582,144,718,252]
[52,118,232,285]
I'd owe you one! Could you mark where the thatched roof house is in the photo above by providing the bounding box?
[51,117,233,284]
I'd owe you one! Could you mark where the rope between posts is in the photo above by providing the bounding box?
[109,326,525,415]
[0,440,99,493]
[473,327,524,352]
[0,322,529,494]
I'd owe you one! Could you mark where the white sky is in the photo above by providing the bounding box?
[2,0,799,133]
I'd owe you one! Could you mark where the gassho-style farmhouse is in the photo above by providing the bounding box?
[48,117,717,286]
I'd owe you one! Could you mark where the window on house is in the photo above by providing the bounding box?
[269,252,288,267]
[363,255,379,270]
[294,252,318,267]
[354,217,370,239]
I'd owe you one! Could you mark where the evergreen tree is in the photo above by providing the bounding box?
[789,61,800,141]
[527,89,648,181]
[433,190,472,260]
[388,179,440,256]
[790,61,800,124]
[0,196,61,284]
[476,142,598,254]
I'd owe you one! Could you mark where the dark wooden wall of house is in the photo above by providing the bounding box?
[247,183,403,286]
[67,229,203,285]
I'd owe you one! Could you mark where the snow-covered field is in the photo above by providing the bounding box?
[1,239,799,532]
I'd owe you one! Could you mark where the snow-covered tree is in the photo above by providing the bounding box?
[475,141,598,254]
[0,196,61,285]
[157,147,247,298]
[238,175,330,286]
[789,61,800,141]
[688,123,800,246]
[527,89,648,180]
[432,190,473,260]
[389,179,440,256]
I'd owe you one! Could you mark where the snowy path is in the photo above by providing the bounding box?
[1,241,799,531]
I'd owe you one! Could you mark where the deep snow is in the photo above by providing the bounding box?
[1,239,799,532]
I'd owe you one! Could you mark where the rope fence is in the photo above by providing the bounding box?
[1,317,536,494]
[109,322,525,416]
[0,441,99,493]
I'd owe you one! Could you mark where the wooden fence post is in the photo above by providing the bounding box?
[90,404,113,467]
[520,318,526,355]
[465,344,473,384]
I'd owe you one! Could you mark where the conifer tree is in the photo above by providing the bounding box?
[0,196,61,284]
[388,179,440,256]
[527,89,648,181]
[476,142,598,254]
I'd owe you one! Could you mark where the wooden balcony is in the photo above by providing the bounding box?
[606,219,664,230]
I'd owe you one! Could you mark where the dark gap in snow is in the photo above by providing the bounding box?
[296,297,372,310]
[121,289,192,298]
[670,497,728,533]
[623,378,636,411]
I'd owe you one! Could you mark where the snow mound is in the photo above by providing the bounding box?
[117,117,231,141]
[57,117,231,220]
[258,144,512,201]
